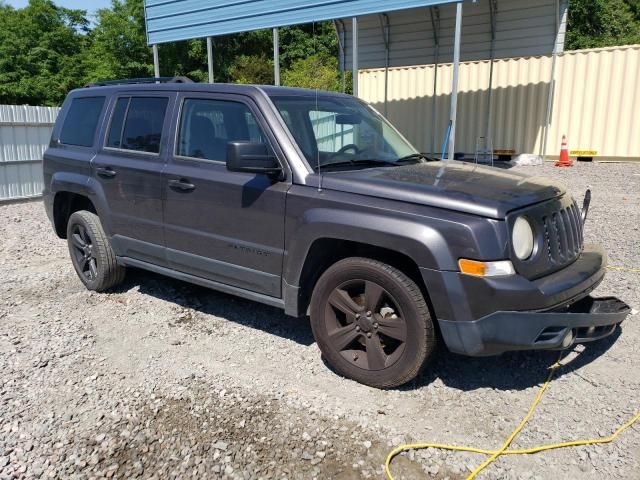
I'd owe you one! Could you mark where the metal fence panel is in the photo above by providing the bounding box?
[0,104,59,202]
[359,44,640,160]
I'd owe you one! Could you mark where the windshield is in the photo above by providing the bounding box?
[269,94,420,170]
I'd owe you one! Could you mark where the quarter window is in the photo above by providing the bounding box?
[106,97,168,153]
[177,99,266,161]
[59,97,105,147]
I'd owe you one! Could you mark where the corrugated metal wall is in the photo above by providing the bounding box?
[359,44,640,160]
[341,0,566,69]
[0,105,59,202]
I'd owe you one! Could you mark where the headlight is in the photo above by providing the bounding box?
[512,216,534,260]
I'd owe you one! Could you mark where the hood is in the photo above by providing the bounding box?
[318,162,566,219]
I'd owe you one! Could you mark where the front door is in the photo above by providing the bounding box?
[162,93,289,298]
[93,93,175,265]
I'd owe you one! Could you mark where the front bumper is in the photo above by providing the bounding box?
[438,296,630,356]
[422,244,631,356]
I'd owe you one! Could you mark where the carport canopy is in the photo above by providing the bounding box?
[142,0,567,159]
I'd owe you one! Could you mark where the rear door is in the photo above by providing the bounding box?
[93,92,175,265]
[162,93,289,297]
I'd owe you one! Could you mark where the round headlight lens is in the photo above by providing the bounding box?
[512,216,534,260]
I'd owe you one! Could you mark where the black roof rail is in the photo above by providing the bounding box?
[85,76,194,87]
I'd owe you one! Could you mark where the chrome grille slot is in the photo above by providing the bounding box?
[542,203,584,266]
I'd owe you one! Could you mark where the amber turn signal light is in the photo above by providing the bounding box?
[458,259,515,277]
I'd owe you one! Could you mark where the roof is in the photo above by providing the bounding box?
[76,82,353,99]
[144,0,461,45]
[339,0,567,69]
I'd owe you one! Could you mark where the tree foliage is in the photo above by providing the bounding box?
[83,0,151,83]
[1,0,638,106]
[0,0,89,105]
[566,0,640,49]
[229,54,274,85]
[282,55,341,91]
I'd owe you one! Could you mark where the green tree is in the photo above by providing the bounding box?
[282,54,342,91]
[278,22,338,70]
[566,0,640,49]
[228,54,274,85]
[0,0,90,105]
[83,0,152,83]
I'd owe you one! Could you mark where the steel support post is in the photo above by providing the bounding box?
[152,44,160,79]
[430,7,440,156]
[273,28,280,86]
[447,2,463,160]
[352,17,359,96]
[206,37,214,83]
[379,14,391,117]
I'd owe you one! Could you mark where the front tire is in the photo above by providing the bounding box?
[66,210,125,292]
[310,257,436,388]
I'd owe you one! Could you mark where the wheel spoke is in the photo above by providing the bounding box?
[376,315,407,342]
[365,334,388,370]
[88,258,98,279]
[327,324,360,351]
[71,233,85,249]
[328,289,362,321]
[364,281,384,311]
[79,257,89,272]
[77,225,87,243]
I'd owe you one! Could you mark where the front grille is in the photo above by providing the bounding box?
[542,201,584,266]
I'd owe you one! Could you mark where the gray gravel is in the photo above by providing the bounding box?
[1,161,639,479]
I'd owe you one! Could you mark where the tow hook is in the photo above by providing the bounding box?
[581,189,591,225]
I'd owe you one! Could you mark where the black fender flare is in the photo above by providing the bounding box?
[50,172,114,237]
[284,207,457,286]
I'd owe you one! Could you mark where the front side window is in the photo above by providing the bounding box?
[176,98,266,161]
[106,96,168,153]
[59,96,106,147]
[269,94,419,170]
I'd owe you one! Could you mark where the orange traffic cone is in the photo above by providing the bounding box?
[555,135,573,167]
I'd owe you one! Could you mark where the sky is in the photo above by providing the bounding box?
[4,0,113,13]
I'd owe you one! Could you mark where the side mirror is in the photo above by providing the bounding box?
[226,141,283,180]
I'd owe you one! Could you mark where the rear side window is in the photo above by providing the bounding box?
[59,97,105,147]
[106,96,168,153]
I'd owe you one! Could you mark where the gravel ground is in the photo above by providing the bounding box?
[0,161,639,480]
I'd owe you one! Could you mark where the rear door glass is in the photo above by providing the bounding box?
[106,97,129,148]
[106,96,168,154]
[59,96,106,147]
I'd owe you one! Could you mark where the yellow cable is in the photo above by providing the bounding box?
[385,354,640,480]
[607,265,640,273]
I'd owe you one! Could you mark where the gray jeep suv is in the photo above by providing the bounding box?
[43,78,630,388]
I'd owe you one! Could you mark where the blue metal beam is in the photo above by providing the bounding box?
[144,0,461,45]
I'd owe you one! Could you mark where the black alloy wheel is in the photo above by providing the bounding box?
[310,257,436,388]
[70,223,98,281]
[324,279,407,371]
[66,210,125,292]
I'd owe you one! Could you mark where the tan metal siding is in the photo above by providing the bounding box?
[359,44,640,160]
[549,46,640,160]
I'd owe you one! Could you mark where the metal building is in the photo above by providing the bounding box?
[143,0,566,160]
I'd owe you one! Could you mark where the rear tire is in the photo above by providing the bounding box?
[66,210,125,292]
[310,257,436,388]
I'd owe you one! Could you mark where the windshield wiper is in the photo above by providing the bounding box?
[315,159,398,171]
[395,153,427,163]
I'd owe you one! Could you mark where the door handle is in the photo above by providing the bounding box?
[168,178,196,192]
[96,167,117,178]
